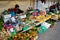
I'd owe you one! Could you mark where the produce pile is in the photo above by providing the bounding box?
[12,28,38,40]
[0,8,60,40]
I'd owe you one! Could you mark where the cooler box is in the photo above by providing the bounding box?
[3,14,11,19]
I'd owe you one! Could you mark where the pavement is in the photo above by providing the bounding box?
[37,21,60,40]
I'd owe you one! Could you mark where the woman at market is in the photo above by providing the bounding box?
[8,4,24,14]
[36,0,47,15]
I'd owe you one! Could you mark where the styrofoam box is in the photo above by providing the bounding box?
[4,14,11,19]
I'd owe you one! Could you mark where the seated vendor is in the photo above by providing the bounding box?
[8,4,24,14]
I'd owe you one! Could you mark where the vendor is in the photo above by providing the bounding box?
[49,1,60,12]
[56,1,60,11]
[35,0,46,15]
[8,4,24,14]
[41,0,46,3]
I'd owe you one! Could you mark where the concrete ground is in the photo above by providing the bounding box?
[37,21,60,40]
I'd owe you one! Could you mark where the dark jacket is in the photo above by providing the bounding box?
[8,8,24,14]
[56,2,60,11]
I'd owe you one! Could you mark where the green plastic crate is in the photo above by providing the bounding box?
[22,25,29,31]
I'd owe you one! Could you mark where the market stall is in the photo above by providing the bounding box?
[0,0,60,40]
[0,8,55,40]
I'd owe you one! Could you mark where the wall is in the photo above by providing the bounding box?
[0,0,35,14]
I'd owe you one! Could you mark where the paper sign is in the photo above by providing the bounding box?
[41,22,51,29]
[11,17,16,22]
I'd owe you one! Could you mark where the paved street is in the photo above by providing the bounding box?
[38,21,60,40]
